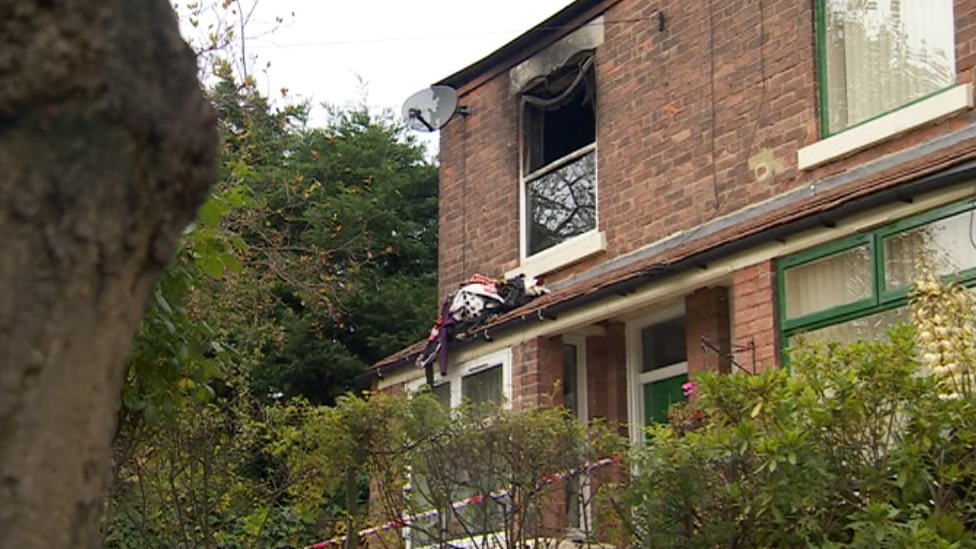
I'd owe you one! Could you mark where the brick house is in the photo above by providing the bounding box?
[372,0,976,539]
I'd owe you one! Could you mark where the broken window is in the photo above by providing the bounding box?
[521,54,597,257]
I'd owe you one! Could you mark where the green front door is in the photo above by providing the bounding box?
[643,373,688,425]
[637,315,689,433]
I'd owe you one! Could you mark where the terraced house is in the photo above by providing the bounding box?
[372,0,976,538]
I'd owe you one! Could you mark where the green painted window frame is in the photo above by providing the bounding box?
[777,233,876,332]
[777,198,976,348]
[813,0,957,139]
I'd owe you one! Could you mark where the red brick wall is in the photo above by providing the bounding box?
[372,379,406,395]
[510,325,629,427]
[585,322,628,427]
[732,260,779,371]
[437,75,521,298]
[958,0,976,85]
[596,0,813,260]
[512,336,563,409]
[437,0,976,296]
[685,286,732,376]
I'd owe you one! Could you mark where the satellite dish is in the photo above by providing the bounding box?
[402,85,459,132]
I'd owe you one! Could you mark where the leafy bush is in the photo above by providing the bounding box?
[275,390,624,549]
[616,275,976,549]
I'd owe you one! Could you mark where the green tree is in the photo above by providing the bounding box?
[227,98,439,404]
[106,372,323,549]
[124,64,438,409]
[121,188,249,426]
[104,64,438,548]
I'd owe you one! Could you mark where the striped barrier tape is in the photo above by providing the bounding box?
[302,454,622,549]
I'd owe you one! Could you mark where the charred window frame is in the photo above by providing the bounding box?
[520,53,598,258]
[522,54,596,174]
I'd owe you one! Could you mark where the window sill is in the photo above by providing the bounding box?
[798,83,974,171]
[509,231,606,279]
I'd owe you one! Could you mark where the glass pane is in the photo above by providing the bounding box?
[562,343,584,528]
[408,475,445,548]
[408,487,504,545]
[884,210,976,290]
[784,244,872,319]
[562,343,579,416]
[410,469,506,545]
[526,150,596,256]
[432,382,451,408]
[461,366,503,405]
[456,496,506,538]
[644,373,688,425]
[641,317,687,373]
[823,0,955,133]
[788,306,909,347]
[566,479,581,528]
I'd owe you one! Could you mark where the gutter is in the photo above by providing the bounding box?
[370,158,976,379]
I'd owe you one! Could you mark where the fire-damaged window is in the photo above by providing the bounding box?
[521,53,597,257]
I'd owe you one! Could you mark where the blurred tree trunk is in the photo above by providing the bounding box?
[0,1,216,548]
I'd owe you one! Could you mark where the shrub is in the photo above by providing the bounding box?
[616,275,976,549]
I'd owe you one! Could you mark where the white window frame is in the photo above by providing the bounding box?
[512,20,607,278]
[561,334,589,421]
[408,348,514,409]
[404,349,513,549]
[625,302,687,445]
[560,334,592,534]
[800,0,969,170]
[516,142,605,278]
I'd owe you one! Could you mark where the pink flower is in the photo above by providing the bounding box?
[682,381,696,397]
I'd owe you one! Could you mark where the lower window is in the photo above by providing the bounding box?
[406,350,512,548]
[421,349,511,409]
[778,199,976,348]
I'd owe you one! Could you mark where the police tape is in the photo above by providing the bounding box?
[302,453,622,549]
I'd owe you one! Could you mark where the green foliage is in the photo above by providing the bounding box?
[110,65,438,547]
[124,62,438,419]
[109,6,439,548]
[105,373,321,549]
[221,90,438,405]
[123,187,249,424]
[273,391,625,549]
[619,322,976,549]
[272,392,423,519]
[408,400,624,548]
